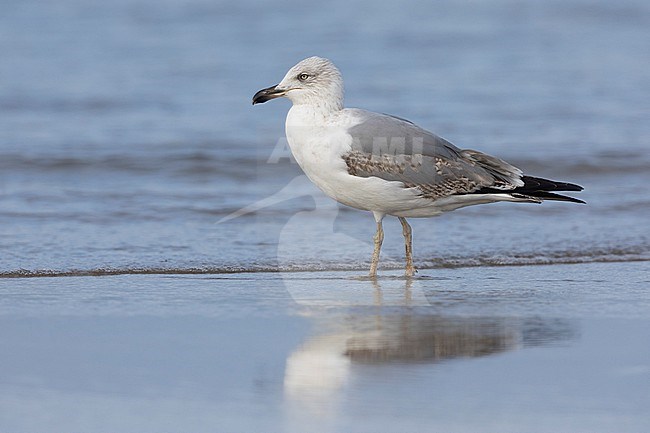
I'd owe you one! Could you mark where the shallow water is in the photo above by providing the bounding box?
[0,262,649,432]
[1,0,649,276]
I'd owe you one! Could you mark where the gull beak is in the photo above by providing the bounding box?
[252,84,287,105]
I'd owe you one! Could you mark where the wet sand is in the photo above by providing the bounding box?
[1,260,648,433]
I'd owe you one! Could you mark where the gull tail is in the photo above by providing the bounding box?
[478,175,585,204]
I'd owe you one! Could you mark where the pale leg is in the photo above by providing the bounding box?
[399,217,415,277]
[369,220,384,278]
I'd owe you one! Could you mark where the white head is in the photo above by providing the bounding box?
[252,56,344,111]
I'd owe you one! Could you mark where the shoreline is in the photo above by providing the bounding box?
[1,253,648,279]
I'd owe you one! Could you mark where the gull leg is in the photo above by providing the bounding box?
[369,220,384,278]
[399,217,415,277]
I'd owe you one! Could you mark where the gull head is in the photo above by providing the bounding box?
[252,56,343,110]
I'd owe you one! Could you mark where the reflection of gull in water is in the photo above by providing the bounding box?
[284,297,576,425]
[284,333,350,421]
[343,315,521,363]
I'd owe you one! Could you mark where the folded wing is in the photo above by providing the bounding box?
[343,111,583,203]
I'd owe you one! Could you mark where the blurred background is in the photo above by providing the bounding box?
[1,0,649,275]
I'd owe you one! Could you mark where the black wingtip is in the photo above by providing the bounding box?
[475,175,585,204]
[516,176,585,204]
[532,191,586,204]
[520,176,584,192]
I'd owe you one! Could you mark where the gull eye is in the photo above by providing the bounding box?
[297,73,310,81]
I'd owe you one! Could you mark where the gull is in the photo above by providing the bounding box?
[253,56,584,278]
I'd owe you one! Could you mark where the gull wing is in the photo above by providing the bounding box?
[343,111,524,200]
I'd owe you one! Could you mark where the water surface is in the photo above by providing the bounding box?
[1,262,649,432]
[1,0,649,276]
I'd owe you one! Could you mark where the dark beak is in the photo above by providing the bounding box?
[252,84,286,105]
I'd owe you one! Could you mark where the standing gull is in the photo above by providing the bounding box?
[253,57,584,277]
